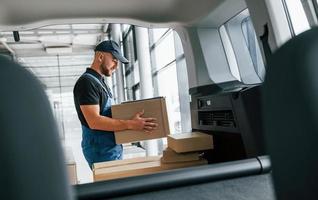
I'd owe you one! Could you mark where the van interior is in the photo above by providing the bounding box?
[1,0,318,199]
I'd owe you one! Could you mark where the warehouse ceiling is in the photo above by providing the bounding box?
[0,23,111,95]
[0,24,108,57]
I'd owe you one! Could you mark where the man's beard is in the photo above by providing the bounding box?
[100,64,111,77]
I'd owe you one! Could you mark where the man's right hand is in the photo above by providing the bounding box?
[128,110,158,133]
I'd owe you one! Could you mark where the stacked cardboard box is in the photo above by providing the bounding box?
[161,147,202,163]
[93,156,207,182]
[161,132,214,164]
[93,132,213,182]
[167,132,213,153]
[111,97,170,144]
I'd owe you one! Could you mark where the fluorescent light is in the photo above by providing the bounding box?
[46,46,72,54]
[0,37,7,42]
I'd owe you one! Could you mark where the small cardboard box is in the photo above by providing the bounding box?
[64,147,78,185]
[161,147,201,163]
[111,97,170,144]
[67,164,78,185]
[167,132,213,153]
[93,156,207,182]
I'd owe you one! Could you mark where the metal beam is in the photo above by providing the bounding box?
[0,38,15,56]
[23,63,91,68]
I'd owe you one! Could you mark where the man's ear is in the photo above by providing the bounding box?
[96,52,103,62]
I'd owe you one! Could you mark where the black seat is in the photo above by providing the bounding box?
[263,27,318,200]
[0,56,73,200]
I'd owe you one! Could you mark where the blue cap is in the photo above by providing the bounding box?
[94,40,129,64]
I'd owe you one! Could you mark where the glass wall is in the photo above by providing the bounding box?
[150,28,182,134]
[122,26,139,101]
[122,27,183,135]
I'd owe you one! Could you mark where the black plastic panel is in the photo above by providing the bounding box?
[75,156,270,200]
[190,84,264,161]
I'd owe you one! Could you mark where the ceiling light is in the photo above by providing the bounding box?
[45,46,72,54]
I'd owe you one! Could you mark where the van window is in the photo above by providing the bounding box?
[220,9,265,84]
[241,16,266,81]
[283,0,311,35]
[219,25,241,82]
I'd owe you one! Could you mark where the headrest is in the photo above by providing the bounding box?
[263,28,318,200]
[0,56,73,200]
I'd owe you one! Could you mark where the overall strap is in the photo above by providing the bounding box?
[83,73,112,98]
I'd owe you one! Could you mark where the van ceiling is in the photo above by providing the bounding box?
[0,0,245,30]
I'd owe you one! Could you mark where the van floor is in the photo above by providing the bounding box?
[113,174,275,200]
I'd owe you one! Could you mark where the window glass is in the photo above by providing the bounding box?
[220,9,265,84]
[157,63,181,134]
[132,84,140,100]
[150,28,181,135]
[133,61,140,85]
[241,17,265,81]
[153,31,176,71]
[152,28,169,44]
[123,27,137,63]
[125,72,134,101]
[284,0,310,35]
[122,24,131,33]
[112,73,118,103]
[219,25,241,81]
[123,25,138,101]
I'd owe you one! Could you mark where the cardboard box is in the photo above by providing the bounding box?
[111,97,170,144]
[93,156,207,182]
[64,147,78,185]
[167,132,213,153]
[161,147,201,163]
[67,164,78,185]
[93,156,161,181]
[93,156,161,170]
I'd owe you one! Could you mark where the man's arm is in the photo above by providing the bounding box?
[80,105,158,132]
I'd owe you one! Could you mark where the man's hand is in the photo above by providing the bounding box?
[80,105,158,132]
[129,110,158,133]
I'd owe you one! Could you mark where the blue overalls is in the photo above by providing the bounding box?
[81,73,123,169]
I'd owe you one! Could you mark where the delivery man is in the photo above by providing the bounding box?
[73,40,158,169]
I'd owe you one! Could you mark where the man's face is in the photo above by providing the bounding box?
[99,52,118,77]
